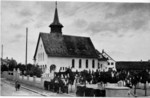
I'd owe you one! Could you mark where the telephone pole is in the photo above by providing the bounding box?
[25,28,28,68]
[1,44,3,65]
[1,44,3,59]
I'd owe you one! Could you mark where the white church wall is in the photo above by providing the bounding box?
[44,57,98,73]
[72,58,98,72]
[35,37,48,66]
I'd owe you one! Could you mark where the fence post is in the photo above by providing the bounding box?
[41,77,43,83]
[27,75,29,81]
[13,68,16,81]
[22,75,24,80]
[17,68,20,79]
[33,76,36,83]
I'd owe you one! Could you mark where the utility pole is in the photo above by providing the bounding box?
[1,44,3,59]
[25,28,28,70]
[1,44,3,65]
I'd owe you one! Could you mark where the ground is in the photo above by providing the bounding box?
[0,78,75,97]
[1,79,41,96]
[1,78,150,97]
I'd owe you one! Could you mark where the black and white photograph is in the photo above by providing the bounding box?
[1,0,150,97]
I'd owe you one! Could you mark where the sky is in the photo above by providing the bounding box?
[1,0,150,64]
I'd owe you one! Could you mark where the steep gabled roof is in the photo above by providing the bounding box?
[33,33,99,59]
[102,50,115,61]
[95,49,108,61]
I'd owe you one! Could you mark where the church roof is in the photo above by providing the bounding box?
[33,33,99,59]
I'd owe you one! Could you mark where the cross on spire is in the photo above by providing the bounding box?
[56,1,57,8]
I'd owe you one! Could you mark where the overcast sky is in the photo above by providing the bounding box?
[1,1,150,64]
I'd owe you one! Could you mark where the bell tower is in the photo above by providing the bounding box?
[49,2,63,35]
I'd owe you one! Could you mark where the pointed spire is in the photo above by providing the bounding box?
[49,1,63,34]
[56,1,57,8]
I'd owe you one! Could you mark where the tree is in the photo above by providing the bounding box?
[66,68,75,92]
[30,65,43,77]
[17,63,43,77]
[17,63,26,75]
[140,70,149,96]
[130,72,140,95]
[118,71,127,81]
[1,64,8,72]
[86,70,92,84]
[27,63,33,71]
[8,59,17,71]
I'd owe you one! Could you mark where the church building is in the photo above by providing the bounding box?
[33,3,100,77]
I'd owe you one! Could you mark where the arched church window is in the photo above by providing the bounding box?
[86,60,88,68]
[79,59,82,68]
[72,59,75,68]
[50,64,56,73]
[98,62,100,69]
[92,60,95,68]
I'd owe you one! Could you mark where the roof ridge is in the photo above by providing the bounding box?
[39,32,90,38]
[39,32,49,34]
[103,51,115,61]
[63,34,90,38]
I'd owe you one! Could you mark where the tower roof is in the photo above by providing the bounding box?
[49,2,63,28]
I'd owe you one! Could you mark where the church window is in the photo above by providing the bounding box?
[111,62,114,65]
[92,60,95,68]
[86,60,88,68]
[72,59,75,68]
[98,62,99,68]
[79,59,82,68]
[108,62,110,65]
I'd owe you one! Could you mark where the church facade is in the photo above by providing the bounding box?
[33,4,100,77]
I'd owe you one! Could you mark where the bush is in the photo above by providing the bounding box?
[1,64,8,72]
[17,63,43,77]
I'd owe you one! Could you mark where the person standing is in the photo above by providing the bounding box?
[15,81,18,91]
[17,81,21,91]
